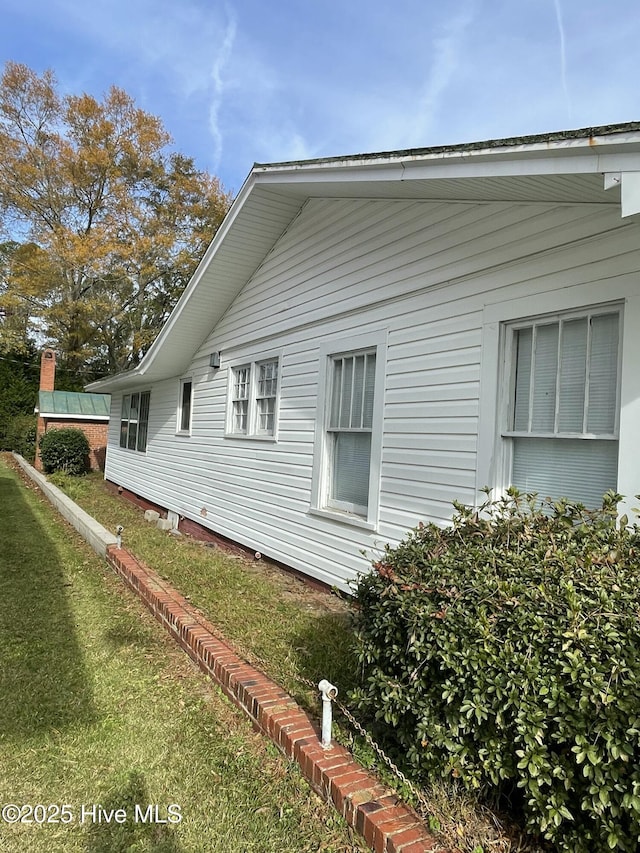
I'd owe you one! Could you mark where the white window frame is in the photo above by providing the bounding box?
[476,284,636,510]
[310,330,387,530]
[225,354,281,440]
[500,306,622,503]
[176,377,193,435]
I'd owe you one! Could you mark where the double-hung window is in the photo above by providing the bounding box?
[327,350,377,514]
[120,391,150,452]
[231,366,251,433]
[228,357,279,437]
[503,307,621,507]
[311,331,386,528]
[256,360,278,434]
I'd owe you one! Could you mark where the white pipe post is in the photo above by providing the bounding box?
[318,679,338,748]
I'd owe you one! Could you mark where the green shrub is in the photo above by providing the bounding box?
[39,427,89,475]
[351,490,640,852]
[3,413,38,462]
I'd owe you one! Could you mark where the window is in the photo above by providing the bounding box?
[327,350,377,514]
[227,357,279,437]
[503,307,621,507]
[231,366,251,433]
[256,360,278,434]
[311,331,386,528]
[120,391,150,452]
[177,379,193,434]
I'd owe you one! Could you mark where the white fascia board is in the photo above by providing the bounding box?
[255,149,640,187]
[255,129,640,181]
[125,173,261,372]
[87,130,640,393]
[86,174,263,393]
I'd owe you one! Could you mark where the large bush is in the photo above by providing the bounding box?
[351,490,640,852]
[39,427,89,475]
[4,413,37,462]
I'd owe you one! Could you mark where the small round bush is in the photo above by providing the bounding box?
[39,427,90,475]
[351,490,640,852]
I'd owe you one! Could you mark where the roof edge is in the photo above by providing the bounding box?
[253,121,640,173]
[86,170,261,392]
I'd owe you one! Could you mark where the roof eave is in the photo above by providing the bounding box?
[87,122,640,392]
[253,122,640,175]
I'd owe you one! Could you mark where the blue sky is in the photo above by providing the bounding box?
[2,0,639,194]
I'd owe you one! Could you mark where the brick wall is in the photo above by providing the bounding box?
[39,349,56,392]
[37,419,108,471]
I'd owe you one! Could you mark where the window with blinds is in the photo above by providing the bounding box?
[327,350,376,514]
[505,308,620,507]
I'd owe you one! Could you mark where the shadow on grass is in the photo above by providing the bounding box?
[289,609,361,711]
[0,465,95,739]
[84,770,183,853]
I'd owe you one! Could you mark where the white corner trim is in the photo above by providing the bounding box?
[621,172,640,218]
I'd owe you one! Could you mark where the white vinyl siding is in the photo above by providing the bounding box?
[504,308,621,507]
[103,197,640,592]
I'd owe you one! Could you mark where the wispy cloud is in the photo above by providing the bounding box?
[409,1,476,141]
[207,4,237,168]
[553,0,572,121]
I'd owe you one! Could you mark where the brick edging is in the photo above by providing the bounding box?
[106,544,442,853]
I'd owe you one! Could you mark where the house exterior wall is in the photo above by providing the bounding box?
[102,198,640,591]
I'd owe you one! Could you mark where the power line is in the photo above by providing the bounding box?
[0,352,107,378]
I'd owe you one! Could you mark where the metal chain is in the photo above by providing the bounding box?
[294,674,430,810]
[333,696,430,808]
[188,622,429,812]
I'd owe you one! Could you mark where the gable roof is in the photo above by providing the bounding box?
[87,122,640,393]
[38,390,111,419]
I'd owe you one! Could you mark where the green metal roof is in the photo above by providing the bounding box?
[38,390,111,419]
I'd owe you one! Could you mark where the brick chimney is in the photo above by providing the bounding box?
[40,348,56,392]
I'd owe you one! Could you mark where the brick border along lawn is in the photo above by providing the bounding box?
[106,544,441,853]
[10,453,443,853]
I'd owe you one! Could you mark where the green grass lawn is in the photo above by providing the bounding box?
[43,469,361,715]
[0,457,367,852]
[20,462,543,853]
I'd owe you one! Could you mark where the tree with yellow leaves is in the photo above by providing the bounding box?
[0,61,231,374]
